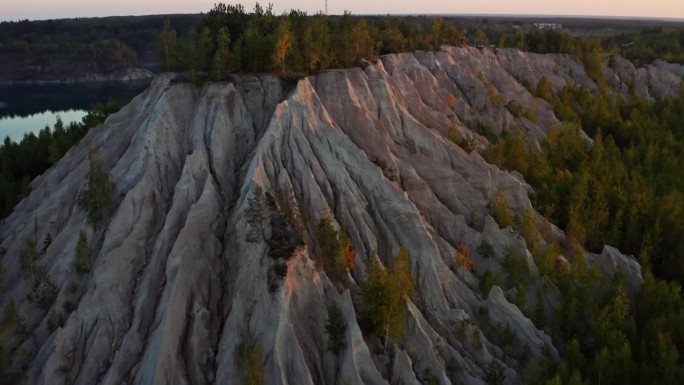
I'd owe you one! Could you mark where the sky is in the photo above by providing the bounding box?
[1,0,683,21]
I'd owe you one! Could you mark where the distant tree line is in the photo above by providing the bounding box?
[158,3,469,79]
[604,27,684,66]
[0,15,202,57]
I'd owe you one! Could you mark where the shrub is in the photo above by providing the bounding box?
[484,360,506,385]
[42,233,53,254]
[474,328,484,350]
[534,243,561,277]
[492,323,518,357]
[74,231,92,275]
[501,247,531,287]
[447,122,476,153]
[516,283,527,310]
[490,190,514,229]
[506,100,525,118]
[480,269,501,295]
[477,240,495,259]
[468,206,478,227]
[63,300,77,313]
[27,269,59,310]
[316,212,355,282]
[20,240,39,278]
[236,333,264,385]
[1,299,27,336]
[447,93,456,109]
[536,76,553,100]
[47,310,64,332]
[454,242,473,279]
[468,120,497,143]
[455,320,468,342]
[515,209,540,252]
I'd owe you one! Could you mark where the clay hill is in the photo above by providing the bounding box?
[0,46,680,385]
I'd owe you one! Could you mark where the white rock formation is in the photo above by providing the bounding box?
[1,46,676,385]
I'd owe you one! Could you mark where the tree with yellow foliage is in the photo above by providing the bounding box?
[274,18,293,76]
[360,249,414,345]
[454,242,473,279]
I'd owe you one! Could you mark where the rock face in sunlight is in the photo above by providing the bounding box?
[0,46,672,385]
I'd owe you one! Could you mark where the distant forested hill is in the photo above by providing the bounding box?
[0,15,204,82]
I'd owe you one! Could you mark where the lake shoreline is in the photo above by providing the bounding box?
[0,68,155,86]
[0,79,152,141]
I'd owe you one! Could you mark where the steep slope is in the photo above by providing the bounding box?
[1,47,678,385]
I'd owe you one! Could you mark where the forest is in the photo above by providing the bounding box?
[156,3,470,80]
[0,101,121,217]
[0,15,203,60]
[483,85,684,384]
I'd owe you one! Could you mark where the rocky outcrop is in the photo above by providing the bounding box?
[1,46,678,385]
[587,245,643,291]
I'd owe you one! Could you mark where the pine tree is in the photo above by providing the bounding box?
[79,150,115,229]
[245,185,270,242]
[74,231,92,275]
[27,269,59,310]
[325,305,347,355]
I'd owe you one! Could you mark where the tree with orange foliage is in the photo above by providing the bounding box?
[454,242,473,279]
[316,211,355,283]
[274,18,293,76]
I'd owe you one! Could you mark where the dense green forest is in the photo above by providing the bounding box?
[0,101,121,217]
[157,3,470,78]
[604,28,684,66]
[483,85,684,384]
[0,15,203,69]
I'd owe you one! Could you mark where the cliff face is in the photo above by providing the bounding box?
[0,47,679,385]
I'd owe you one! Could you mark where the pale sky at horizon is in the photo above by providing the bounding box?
[0,0,682,21]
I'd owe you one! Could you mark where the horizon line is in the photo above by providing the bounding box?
[2,12,684,23]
